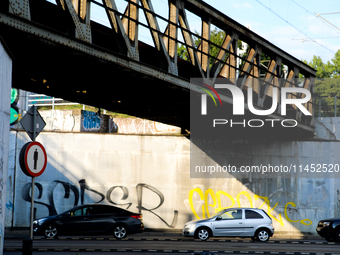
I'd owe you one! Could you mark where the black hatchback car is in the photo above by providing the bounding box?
[316,218,340,242]
[33,204,144,239]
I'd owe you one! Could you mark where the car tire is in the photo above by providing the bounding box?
[113,225,127,239]
[44,225,58,239]
[335,229,340,242]
[256,229,270,242]
[251,236,258,241]
[195,227,210,241]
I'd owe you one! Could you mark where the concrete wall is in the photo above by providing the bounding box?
[315,117,340,140]
[5,130,340,237]
[0,40,12,255]
[38,109,181,135]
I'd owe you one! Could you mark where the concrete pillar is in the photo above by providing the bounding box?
[0,38,13,255]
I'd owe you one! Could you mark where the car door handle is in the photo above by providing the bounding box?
[239,222,243,224]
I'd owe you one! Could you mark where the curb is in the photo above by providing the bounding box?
[3,247,340,255]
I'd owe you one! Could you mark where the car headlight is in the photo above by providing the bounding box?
[184,223,192,229]
[323,222,331,227]
[34,218,47,226]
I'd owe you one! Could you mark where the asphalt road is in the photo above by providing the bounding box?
[4,236,340,255]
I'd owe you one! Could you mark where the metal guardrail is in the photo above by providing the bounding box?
[28,93,79,109]
[314,95,340,118]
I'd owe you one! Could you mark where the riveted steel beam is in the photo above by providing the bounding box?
[167,0,178,61]
[184,0,316,77]
[211,32,237,81]
[58,0,92,42]
[8,0,30,19]
[218,38,238,81]
[122,0,139,45]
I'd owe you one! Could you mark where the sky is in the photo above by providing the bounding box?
[48,0,340,64]
[205,0,340,63]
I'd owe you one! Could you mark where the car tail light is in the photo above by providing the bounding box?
[130,215,142,220]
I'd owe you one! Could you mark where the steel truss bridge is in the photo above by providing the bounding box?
[0,0,316,137]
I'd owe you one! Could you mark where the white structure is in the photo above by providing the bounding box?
[0,39,13,255]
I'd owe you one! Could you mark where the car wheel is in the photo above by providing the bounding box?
[256,229,270,242]
[44,225,58,238]
[113,225,127,239]
[335,229,340,242]
[195,227,210,241]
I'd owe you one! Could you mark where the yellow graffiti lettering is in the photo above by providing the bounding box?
[300,219,312,225]
[188,187,313,227]
[255,195,284,226]
[284,202,312,225]
[284,202,299,223]
[188,188,205,219]
[254,195,268,209]
[216,190,235,212]
[204,189,216,218]
[266,202,284,226]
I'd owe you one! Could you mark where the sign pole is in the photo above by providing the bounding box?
[20,105,47,255]
[30,105,36,240]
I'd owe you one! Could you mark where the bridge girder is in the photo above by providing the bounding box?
[0,0,316,136]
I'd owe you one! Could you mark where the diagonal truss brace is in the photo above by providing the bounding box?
[58,0,92,43]
[103,0,139,60]
[8,0,31,20]
[141,0,177,74]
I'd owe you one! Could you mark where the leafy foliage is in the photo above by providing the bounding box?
[177,28,244,67]
[304,50,340,116]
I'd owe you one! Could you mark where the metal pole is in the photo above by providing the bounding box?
[30,105,37,240]
[335,96,337,117]
[29,177,35,240]
[319,97,321,118]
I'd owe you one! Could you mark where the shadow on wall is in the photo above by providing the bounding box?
[188,137,335,235]
[9,131,179,229]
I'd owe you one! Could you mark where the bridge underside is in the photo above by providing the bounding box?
[1,21,191,130]
[0,0,316,138]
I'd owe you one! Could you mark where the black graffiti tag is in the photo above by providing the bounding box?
[22,179,178,228]
[136,183,178,228]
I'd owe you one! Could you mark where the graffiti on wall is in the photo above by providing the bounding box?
[41,110,75,132]
[81,110,117,133]
[82,111,101,131]
[22,179,178,228]
[10,89,20,125]
[113,118,181,135]
[185,186,313,227]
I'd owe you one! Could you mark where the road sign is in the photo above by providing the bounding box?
[20,106,46,141]
[19,141,47,177]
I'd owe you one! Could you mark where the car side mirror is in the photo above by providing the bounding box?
[216,216,222,221]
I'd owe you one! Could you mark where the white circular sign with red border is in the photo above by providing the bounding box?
[20,141,47,177]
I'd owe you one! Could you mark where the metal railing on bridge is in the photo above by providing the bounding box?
[0,0,317,130]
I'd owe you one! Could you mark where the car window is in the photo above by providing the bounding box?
[72,207,92,216]
[245,210,263,219]
[220,209,242,220]
[91,205,124,215]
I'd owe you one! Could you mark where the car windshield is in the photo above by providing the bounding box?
[210,210,224,218]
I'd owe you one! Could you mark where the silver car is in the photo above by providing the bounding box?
[183,208,274,241]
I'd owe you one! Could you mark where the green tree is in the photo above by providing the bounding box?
[177,28,244,67]
[305,50,340,116]
[304,56,333,78]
